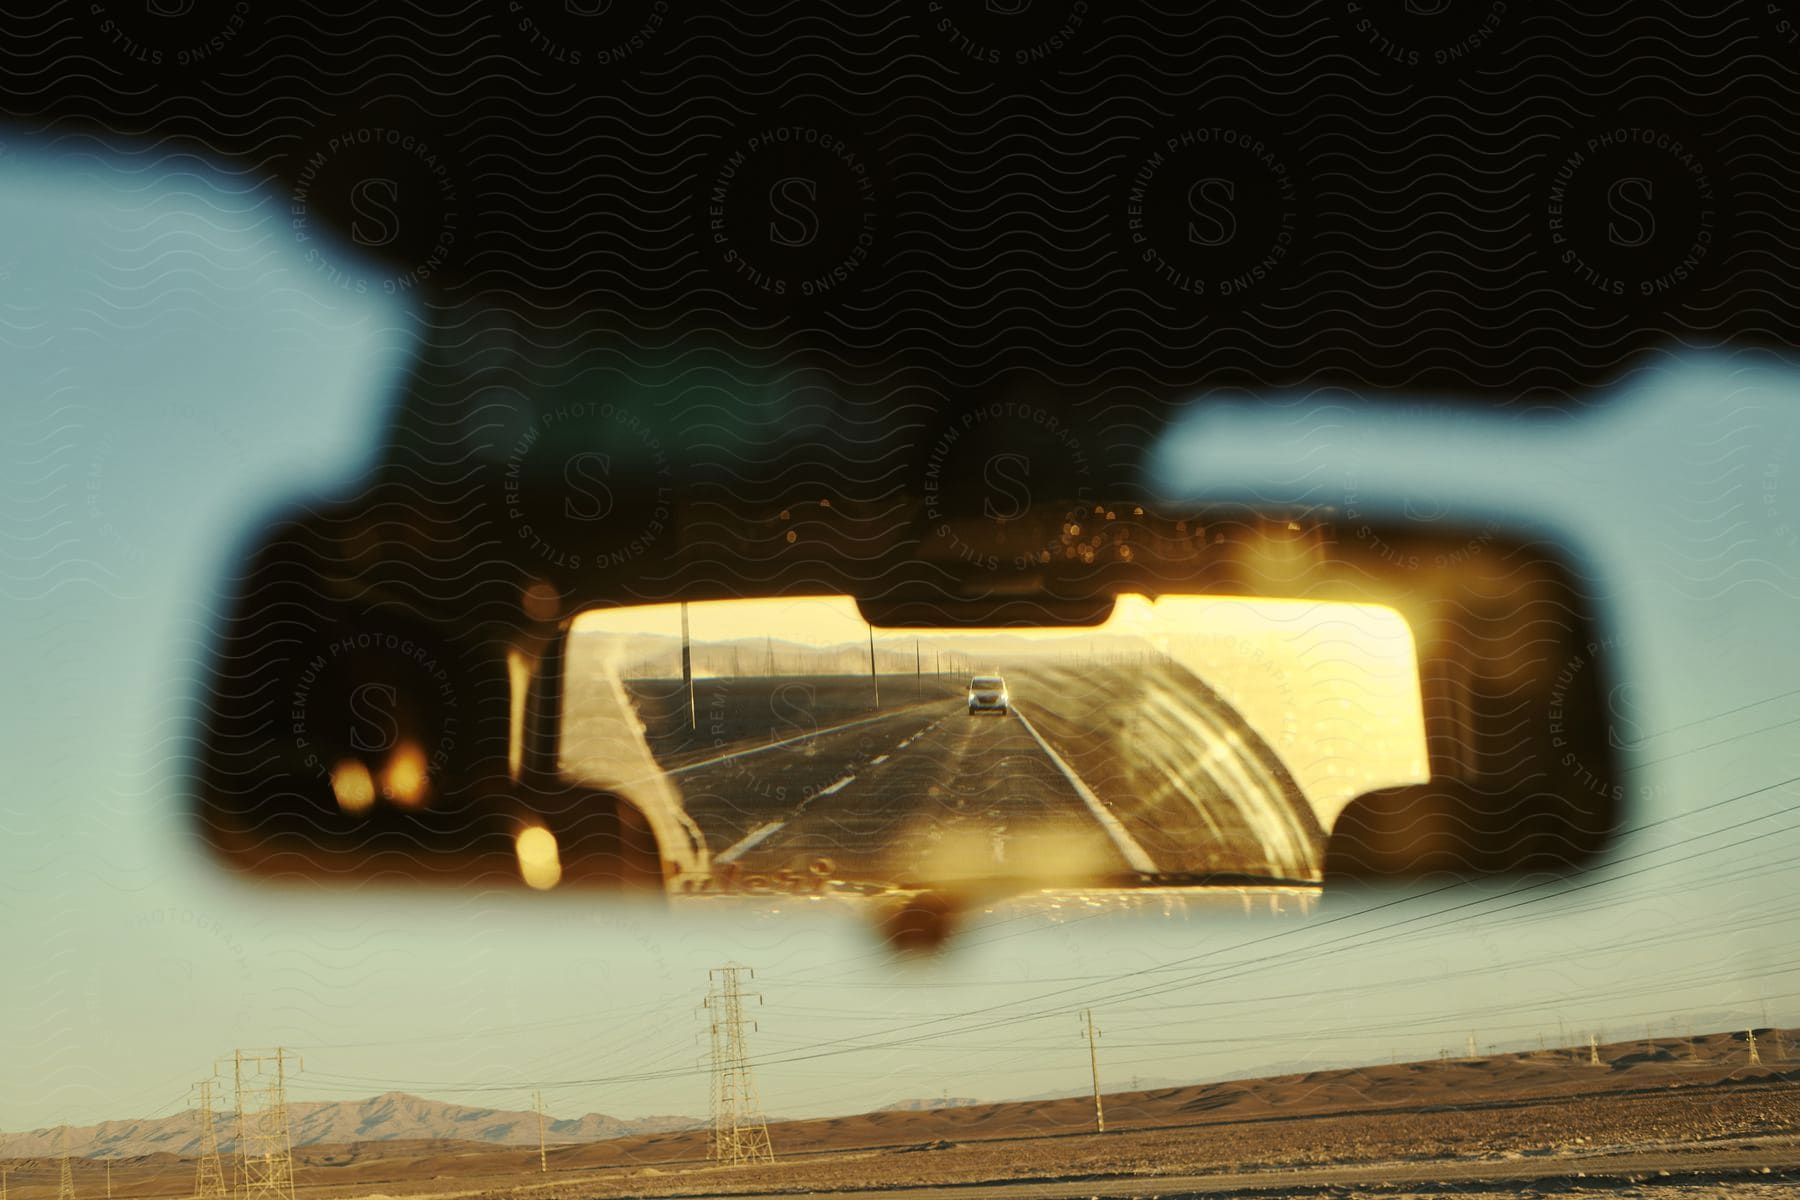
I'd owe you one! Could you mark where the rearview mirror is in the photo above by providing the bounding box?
[189,503,1626,907]
[560,591,1424,893]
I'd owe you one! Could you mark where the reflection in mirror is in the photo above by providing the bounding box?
[561,594,1427,895]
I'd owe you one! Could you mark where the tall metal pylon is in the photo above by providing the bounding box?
[1747,1029,1761,1064]
[224,1049,301,1200]
[191,1078,229,1200]
[1589,1034,1601,1066]
[56,1127,74,1200]
[703,965,774,1166]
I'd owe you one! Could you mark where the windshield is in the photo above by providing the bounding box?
[560,594,1427,892]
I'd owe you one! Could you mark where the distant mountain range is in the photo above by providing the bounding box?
[878,1097,983,1112]
[0,1093,702,1160]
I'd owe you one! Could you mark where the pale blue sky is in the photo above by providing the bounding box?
[2,143,1796,1140]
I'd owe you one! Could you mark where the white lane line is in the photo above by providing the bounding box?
[707,707,953,857]
[816,774,857,797]
[666,705,927,777]
[716,821,785,864]
[795,710,954,817]
[1010,706,1161,875]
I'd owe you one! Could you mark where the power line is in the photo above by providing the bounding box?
[172,764,1800,1119]
[273,791,1800,1101]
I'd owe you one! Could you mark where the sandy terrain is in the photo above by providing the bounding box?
[6,1032,1794,1200]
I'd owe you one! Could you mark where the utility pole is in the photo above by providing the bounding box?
[57,1127,74,1200]
[915,638,922,698]
[1082,1010,1105,1134]
[867,627,880,710]
[104,1162,110,1200]
[226,1049,300,1200]
[704,965,774,1165]
[192,1079,228,1200]
[681,602,696,731]
[532,1091,547,1174]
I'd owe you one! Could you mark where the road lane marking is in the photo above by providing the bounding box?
[666,705,932,777]
[1010,706,1161,875]
[869,754,889,765]
[816,774,857,797]
[716,821,784,864]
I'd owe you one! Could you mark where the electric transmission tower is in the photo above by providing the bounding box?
[1747,1029,1761,1065]
[192,1078,229,1200]
[57,1127,74,1200]
[703,965,774,1166]
[224,1049,301,1200]
[1589,1034,1601,1066]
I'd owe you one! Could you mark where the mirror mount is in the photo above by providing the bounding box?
[856,592,1117,629]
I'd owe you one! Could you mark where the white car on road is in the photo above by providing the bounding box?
[967,675,1010,715]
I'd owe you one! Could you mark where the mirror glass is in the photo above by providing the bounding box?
[560,594,1428,893]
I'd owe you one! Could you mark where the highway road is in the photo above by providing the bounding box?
[669,701,1142,885]
[656,662,1321,889]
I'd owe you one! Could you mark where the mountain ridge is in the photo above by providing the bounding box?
[0,1092,701,1160]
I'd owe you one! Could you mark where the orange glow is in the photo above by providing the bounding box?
[507,649,530,780]
[515,826,563,890]
[330,759,376,814]
[380,740,431,808]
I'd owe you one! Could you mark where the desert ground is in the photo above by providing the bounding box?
[6,1030,1794,1200]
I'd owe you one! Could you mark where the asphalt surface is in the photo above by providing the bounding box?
[671,699,1139,885]
[633,660,1325,888]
